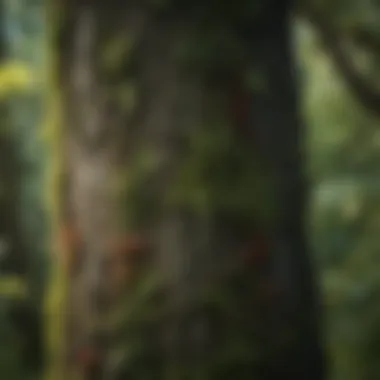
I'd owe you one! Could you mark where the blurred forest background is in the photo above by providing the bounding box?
[0,1,380,380]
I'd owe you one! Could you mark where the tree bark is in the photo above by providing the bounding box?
[51,1,326,379]
[246,15,326,380]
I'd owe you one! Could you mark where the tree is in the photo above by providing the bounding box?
[298,13,380,380]
[46,1,325,379]
[300,0,380,120]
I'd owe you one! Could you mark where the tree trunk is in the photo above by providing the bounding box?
[48,1,326,379]
[245,15,326,380]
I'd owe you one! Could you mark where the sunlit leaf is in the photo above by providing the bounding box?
[0,62,34,98]
[0,276,27,299]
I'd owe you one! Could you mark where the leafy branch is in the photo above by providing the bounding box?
[301,7,380,119]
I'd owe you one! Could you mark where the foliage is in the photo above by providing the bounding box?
[298,18,380,380]
[170,122,277,226]
[0,306,25,380]
[2,1,380,380]
[0,62,33,98]
[0,276,27,298]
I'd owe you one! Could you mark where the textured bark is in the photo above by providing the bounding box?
[54,3,201,378]
[56,4,122,376]
[52,1,326,379]
[244,16,326,380]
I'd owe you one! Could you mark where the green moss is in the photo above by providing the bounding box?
[244,67,268,93]
[0,276,28,298]
[101,241,272,377]
[175,27,246,76]
[99,269,166,378]
[117,148,164,229]
[101,34,136,73]
[116,82,138,113]
[43,2,70,380]
[105,272,164,332]
[168,118,278,227]
[102,260,274,379]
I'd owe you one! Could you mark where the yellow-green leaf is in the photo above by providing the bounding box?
[0,62,34,98]
[0,276,28,298]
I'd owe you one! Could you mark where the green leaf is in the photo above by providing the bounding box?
[0,62,34,98]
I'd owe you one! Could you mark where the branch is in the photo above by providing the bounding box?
[302,8,380,119]
[349,28,380,53]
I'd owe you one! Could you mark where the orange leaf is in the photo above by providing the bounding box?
[60,224,82,251]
